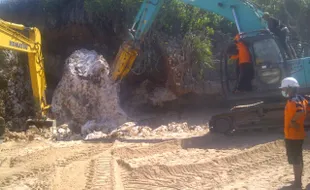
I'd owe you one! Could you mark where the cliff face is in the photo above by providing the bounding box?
[0,0,224,98]
[0,1,225,121]
[0,0,123,102]
[0,0,228,131]
[0,50,35,130]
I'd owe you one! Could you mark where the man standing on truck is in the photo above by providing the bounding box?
[279,77,307,188]
[229,34,254,93]
[262,12,294,59]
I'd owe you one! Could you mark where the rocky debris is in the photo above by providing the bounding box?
[51,49,127,133]
[148,86,177,107]
[81,119,117,136]
[2,119,207,142]
[3,125,52,142]
[125,80,177,108]
[84,131,107,140]
[84,121,207,140]
[50,124,75,141]
[4,124,80,142]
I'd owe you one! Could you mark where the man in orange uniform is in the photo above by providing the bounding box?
[280,77,307,188]
[230,34,254,92]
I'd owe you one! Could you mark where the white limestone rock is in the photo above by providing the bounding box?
[51,49,127,134]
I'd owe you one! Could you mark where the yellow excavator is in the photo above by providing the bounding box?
[0,18,55,132]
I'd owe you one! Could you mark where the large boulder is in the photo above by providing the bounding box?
[51,49,127,134]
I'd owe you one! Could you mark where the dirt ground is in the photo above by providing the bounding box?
[1,111,310,190]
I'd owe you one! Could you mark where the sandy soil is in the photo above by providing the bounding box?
[1,110,310,190]
[1,130,310,190]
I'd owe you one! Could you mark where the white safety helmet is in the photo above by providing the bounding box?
[279,77,300,88]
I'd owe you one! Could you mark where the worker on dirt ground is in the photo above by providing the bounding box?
[262,12,295,59]
[279,77,308,188]
[229,34,254,93]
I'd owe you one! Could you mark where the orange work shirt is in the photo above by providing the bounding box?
[230,34,251,64]
[284,95,307,140]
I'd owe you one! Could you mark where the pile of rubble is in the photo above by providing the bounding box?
[107,121,206,139]
[3,125,52,142]
[2,122,207,142]
[49,120,206,141]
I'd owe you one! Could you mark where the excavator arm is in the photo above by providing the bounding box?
[0,19,49,117]
[112,0,268,81]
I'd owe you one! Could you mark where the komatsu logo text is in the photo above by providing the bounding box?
[9,41,28,50]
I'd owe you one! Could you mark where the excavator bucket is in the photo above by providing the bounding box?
[112,41,139,81]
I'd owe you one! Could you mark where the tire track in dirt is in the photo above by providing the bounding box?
[119,140,286,190]
[0,141,53,168]
[51,143,113,190]
[112,140,182,160]
[111,157,125,190]
[3,135,307,189]
[0,146,65,188]
[56,143,113,168]
[0,165,53,190]
[0,142,112,189]
[220,148,310,190]
[83,149,113,190]
[82,141,127,190]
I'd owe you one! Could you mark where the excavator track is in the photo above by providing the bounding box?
[209,101,286,135]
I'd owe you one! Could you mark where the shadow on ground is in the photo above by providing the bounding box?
[181,130,283,150]
[84,129,284,151]
[278,183,310,190]
[129,106,228,129]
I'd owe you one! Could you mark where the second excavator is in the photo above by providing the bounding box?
[111,0,310,134]
[0,18,55,135]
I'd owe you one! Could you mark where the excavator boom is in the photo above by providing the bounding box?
[0,19,49,117]
[112,0,267,81]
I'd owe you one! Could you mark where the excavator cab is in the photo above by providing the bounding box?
[221,30,288,103]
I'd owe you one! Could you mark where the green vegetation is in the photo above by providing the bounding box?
[81,0,310,78]
[9,0,310,69]
[253,0,310,56]
[83,0,227,67]
[8,0,310,59]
